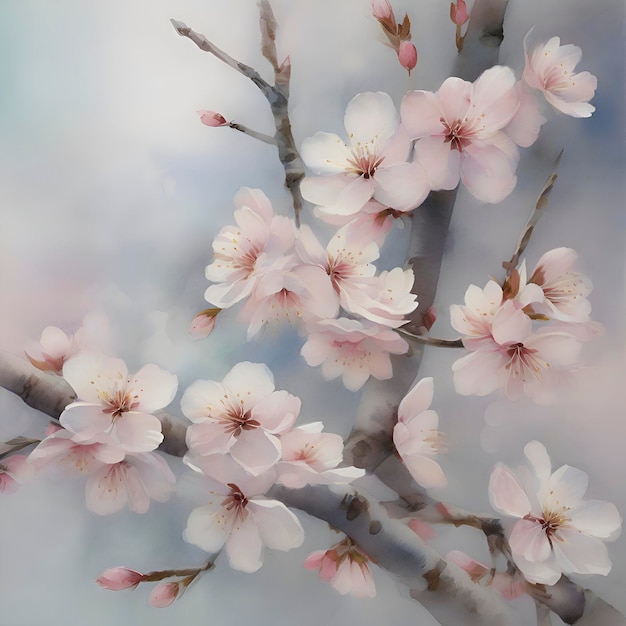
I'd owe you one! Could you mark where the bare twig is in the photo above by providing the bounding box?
[171,6,306,225]
[397,327,464,348]
[502,149,564,279]
[228,122,277,145]
[0,436,41,460]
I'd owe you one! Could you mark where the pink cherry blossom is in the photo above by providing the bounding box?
[341,267,418,328]
[96,567,146,591]
[276,422,365,488]
[149,582,182,607]
[523,29,597,118]
[182,362,300,475]
[301,318,409,391]
[238,258,339,340]
[60,354,177,461]
[504,81,547,148]
[197,110,228,127]
[489,441,622,585]
[526,247,593,322]
[0,454,34,494]
[183,455,304,573]
[452,299,581,402]
[295,224,380,314]
[85,452,175,515]
[300,92,430,217]
[204,187,296,308]
[446,550,526,600]
[393,377,447,489]
[397,41,417,74]
[401,66,521,202]
[189,308,221,339]
[304,537,376,598]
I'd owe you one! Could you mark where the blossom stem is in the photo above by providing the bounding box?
[502,149,564,279]
[142,559,215,583]
[228,122,277,145]
[396,328,464,348]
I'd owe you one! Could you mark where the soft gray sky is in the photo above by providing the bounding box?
[1,1,624,624]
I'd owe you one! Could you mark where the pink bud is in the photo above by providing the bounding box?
[197,110,228,127]
[397,41,417,74]
[450,0,469,26]
[371,0,394,22]
[149,582,181,608]
[422,305,437,331]
[189,308,221,339]
[96,567,145,591]
[408,518,436,542]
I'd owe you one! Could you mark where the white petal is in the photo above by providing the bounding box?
[569,500,622,539]
[131,364,178,412]
[400,90,443,139]
[63,353,128,402]
[226,515,264,573]
[344,91,398,146]
[249,499,304,550]
[404,454,447,489]
[230,431,281,476]
[398,377,434,421]
[553,529,612,576]
[300,132,352,174]
[489,463,532,517]
[184,503,232,553]
[373,162,430,211]
[510,518,551,561]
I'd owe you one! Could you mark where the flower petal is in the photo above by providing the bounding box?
[489,463,532,517]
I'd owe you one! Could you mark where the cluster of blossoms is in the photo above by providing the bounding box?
[450,247,602,403]
[179,361,366,579]
[15,324,180,514]
[202,187,416,391]
[489,441,622,585]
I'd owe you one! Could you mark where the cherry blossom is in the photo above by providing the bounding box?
[524,247,593,322]
[60,354,177,461]
[300,92,430,217]
[393,377,447,489]
[183,455,304,573]
[276,422,364,488]
[401,66,521,202]
[523,29,597,118]
[204,187,296,308]
[304,537,376,598]
[97,567,146,591]
[85,452,176,515]
[301,318,409,391]
[182,362,300,475]
[0,454,34,494]
[197,110,228,127]
[452,299,581,402]
[238,258,338,340]
[295,224,380,314]
[489,441,622,585]
[504,81,547,148]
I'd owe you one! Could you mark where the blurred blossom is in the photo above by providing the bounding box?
[489,441,622,585]
[304,537,376,598]
[393,377,447,489]
[523,29,597,118]
[0,455,34,494]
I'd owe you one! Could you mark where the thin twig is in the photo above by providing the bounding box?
[228,122,277,145]
[502,149,564,279]
[0,436,41,461]
[397,327,464,348]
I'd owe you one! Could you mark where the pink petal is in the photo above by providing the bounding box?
[414,137,461,190]
[63,353,128,402]
[398,377,434,421]
[553,529,612,576]
[544,464,588,509]
[471,66,519,131]
[230,431,281,476]
[404,454,447,489]
[184,502,232,553]
[86,464,129,515]
[489,463,532,517]
[452,351,507,396]
[251,390,300,433]
[60,403,116,440]
[185,422,235,456]
[233,187,274,222]
[149,582,180,608]
[304,551,326,570]
[438,77,473,126]
[131,364,177,412]
[301,175,350,206]
[491,301,530,345]
[120,463,151,514]
[226,515,264,573]
[509,518,551,561]
[372,162,430,211]
[400,90,444,139]
[318,175,375,216]
[113,412,164,453]
[96,567,144,590]
[523,440,552,483]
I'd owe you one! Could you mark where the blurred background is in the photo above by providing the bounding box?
[1,0,624,624]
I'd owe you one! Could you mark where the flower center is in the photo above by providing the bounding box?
[217,405,261,437]
[222,483,249,523]
[525,509,569,546]
[505,342,545,381]
[440,117,482,152]
[101,386,140,420]
[346,145,385,179]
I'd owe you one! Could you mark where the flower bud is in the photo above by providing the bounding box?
[450,0,469,26]
[96,567,145,591]
[197,110,228,127]
[397,41,417,74]
[149,581,181,608]
[189,308,221,339]
[371,0,394,22]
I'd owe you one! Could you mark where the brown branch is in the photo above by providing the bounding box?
[502,149,564,279]
[228,121,277,145]
[397,328,464,348]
